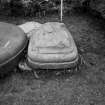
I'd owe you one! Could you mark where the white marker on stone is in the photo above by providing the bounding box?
[61,0,63,22]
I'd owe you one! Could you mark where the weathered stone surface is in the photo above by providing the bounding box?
[27,22,78,69]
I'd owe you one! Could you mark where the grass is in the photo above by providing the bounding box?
[0,8,105,105]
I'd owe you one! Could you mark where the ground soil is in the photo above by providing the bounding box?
[0,9,105,105]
